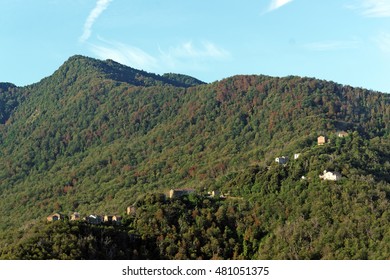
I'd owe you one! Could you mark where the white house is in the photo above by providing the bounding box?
[275,156,289,164]
[319,170,342,181]
[84,214,103,224]
[337,131,349,138]
[294,153,301,160]
[169,188,195,199]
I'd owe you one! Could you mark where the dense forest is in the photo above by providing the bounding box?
[0,55,389,259]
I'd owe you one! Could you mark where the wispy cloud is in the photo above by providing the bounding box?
[163,41,230,60]
[159,41,231,71]
[89,39,158,70]
[304,39,360,51]
[89,38,230,73]
[80,0,113,43]
[348,0,390,17]
[267,0,294,12]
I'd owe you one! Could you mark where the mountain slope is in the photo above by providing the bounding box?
[0,83,22,124]
[0,55,389,259]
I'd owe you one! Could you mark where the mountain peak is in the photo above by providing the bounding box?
[0,82,17,91]
[54,55,205,88]
[162,73,205,87]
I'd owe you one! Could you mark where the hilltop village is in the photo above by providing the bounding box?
[47,131,349,224]
[46,189,220,225]
[274,131,348,180]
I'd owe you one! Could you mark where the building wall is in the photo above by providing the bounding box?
[127,206,136,215]
[275,157,288,164]
[318,136,326,145]
[320,171,342,181]
[169,189,195,199]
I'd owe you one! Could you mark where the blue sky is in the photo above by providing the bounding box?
[1,0,389,92]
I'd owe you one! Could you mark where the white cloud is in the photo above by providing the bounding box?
[80,0,113,43]
[304,39,360,51]
[349,0,390,17]
[89,40,158,70]
[164,41,230,60]
[89,38,230,73]
[158,41,231,71]
[267,0,294,12]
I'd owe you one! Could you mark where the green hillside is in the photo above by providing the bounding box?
[0,55,389,259]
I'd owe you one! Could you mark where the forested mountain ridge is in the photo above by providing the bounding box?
[0,55,389,259]
[40,55,205,88]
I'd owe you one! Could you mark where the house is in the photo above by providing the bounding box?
[70,212,81,221]
[208,190,220,198]
[318,136,326,145]
[127,206,137,216]
[319,170,342,181]
[169,188,195,199]
[112,215,122,224]
[275,156,288,164]
[85,215,103,224]
[47,213,64,222]
[104,214,122,224]
[337,131,349,138]
[294,153,301,160]
[104,215,113,222]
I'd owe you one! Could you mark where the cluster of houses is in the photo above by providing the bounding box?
[48,132,350,222]
[316,131,348,181]
[168,188,223,199]
[275,154,301,165]
[47,212,123,225]
[47,189,222,223]
[274,131,349,181]
[317,131,348,146]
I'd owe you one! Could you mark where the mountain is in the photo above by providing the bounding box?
[42,55,205,88]
[0,55,389,259]
[0,83,16,91]
[162,72,205,87]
